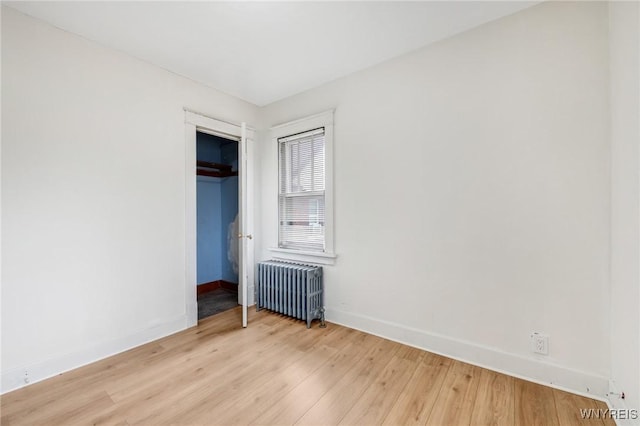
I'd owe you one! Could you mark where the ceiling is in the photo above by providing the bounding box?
[6,1,539,106]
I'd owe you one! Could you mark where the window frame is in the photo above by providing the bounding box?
[269,110,336,265]
[278,127,326,252]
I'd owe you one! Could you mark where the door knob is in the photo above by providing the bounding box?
[238,233,253,240]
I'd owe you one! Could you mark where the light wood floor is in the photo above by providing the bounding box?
[1,307,613,426]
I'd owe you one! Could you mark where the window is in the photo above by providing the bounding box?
[270,110,335,264]
[278,128,326,251]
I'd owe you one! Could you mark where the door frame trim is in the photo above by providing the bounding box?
[184,110,254,327]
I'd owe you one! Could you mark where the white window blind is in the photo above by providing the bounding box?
[278,127,326,252]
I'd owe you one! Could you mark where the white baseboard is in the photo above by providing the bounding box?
[1,313,188,394]
[325,308,609,400]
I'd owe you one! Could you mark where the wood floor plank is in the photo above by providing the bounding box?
[34,391,116,426]
[593,399,617,426]
[338,346,422,425]
[211,342,342,424]
[168,318,349,425]
[0,343,166,420]
[106,321,287,403]
[515,379,560,426]
[294,337,401,425]
[249,331,373,426]
[425,360,483,426]
[1,389,114,426]
[381,352,452,425]
[470,368,515,426]
[553,389,605,426]
[0,308,612,426]
[127,324,313,424]
[173,325,353,425]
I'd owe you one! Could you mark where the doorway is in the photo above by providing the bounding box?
[196,131,239,320]
[184,110,253,329]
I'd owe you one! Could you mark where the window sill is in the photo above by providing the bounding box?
[268,247,337,265]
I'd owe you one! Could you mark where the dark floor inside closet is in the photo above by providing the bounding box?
[197,288,238,320]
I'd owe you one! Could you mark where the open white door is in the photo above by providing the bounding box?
[238,123,251,328]
[238,123,256,328]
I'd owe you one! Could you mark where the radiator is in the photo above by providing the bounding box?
[256,260,325,328]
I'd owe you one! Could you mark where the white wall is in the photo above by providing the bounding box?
[259,1,611,397]
[609,1,640,420]
[1,7,258,392]
[5,0,636,406]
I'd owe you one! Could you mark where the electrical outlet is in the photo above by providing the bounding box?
[531,332,549,355]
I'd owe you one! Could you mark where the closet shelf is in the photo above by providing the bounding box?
[197,160,237,178]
